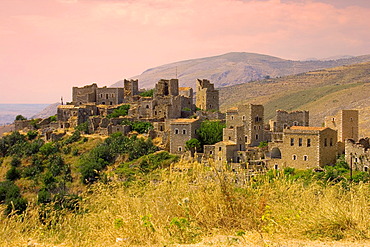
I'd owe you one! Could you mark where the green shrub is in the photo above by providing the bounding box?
[39,143,58,156]
[4,197,27,215]
[27,130,38,140]
[107,105,130,118]
[10,157,21,167]
[6,167,21,181]
[64,131,81,144]
[75,121,89,134]
[15,115,27,121]
[139,89,154,97]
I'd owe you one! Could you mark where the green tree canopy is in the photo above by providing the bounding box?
[197,120,225,146]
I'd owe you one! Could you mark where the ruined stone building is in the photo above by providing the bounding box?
[196,79,219,111]
[345,138,370,172]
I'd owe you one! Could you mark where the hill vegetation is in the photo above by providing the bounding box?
[219,62,370,136]
[0,129,369,246]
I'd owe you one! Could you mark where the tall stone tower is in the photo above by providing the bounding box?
[124,79,139,100]
[154,79,179,97]
[325,109,359,142]
[195,79,219,111]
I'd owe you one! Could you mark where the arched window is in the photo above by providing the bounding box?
[175,128,179,134]
[292,155,297,160]
[182,129,186,135]
[303,155,308,161]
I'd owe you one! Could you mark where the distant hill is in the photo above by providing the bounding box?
[111,52,370,89]
[0,104,49,125]
[219,62,370,137]
[32,102,60,119]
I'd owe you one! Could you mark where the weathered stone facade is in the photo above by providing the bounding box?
[226,104,264,147]
[325,109,359,142]
[169,118,201,154]
[196,79,219,111]
[277,126,338,169]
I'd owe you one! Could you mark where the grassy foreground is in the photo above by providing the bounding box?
[1,160,370,246]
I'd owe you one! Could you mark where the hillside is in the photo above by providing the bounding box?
[111,52,370,89]
[219,62,370,136]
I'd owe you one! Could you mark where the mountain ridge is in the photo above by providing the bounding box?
[111,52,370,89]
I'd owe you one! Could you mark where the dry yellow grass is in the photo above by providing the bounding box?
[1,159,369,246]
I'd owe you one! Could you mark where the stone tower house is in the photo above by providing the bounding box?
[226,104,264,147]
[325,109,359,142]
[196,79,219,111]
[72,83,98,105]
[154,79,179,97]
[124,79,139,100]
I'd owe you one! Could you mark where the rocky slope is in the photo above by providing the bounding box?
[111,52,370,89]
[219,62,370,137]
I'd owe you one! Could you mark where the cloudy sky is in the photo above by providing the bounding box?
[0,0,369,103]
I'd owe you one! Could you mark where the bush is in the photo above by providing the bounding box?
[27,130,38,140]
[15,115,27,121]
[107,105,130,118]
[64,131,81,144]
[4,197,28,215]
[121,120,153,134]
[10,157,21,167]
[75,121,89,134]
[139,89,154,97]
[6,167,21,181]
[39,143,58,156]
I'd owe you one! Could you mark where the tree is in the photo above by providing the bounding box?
[197,120,225,146]
[139,89,154,97]
[107,105,130,118]
[15,115,26,121]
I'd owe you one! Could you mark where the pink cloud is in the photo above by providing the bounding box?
[0,0,369,103]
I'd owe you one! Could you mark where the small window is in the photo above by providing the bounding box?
[175,128,179,134]
[324,138,327,147]
[290,138,294,146]
[242,115,246,120]
[178,147,182,152]
[231,116,234,120]
[299,138,302,146]
[292,155,297,160]
[210,151,213,155]
[330,138,333,146]
[303,155,308,161]
[364,166,369,172]
[100,94,103,98]
[307,139,311,147]
[182,129,186,135]
[274,164,278,170]
[219,147,222,151]
[106,94,108,99]
[350,117,353,122]
[293,121,298,126]
[256,134,259,140]
[146,105,149,109]
[283,123,288,129]
[228,136,231,140]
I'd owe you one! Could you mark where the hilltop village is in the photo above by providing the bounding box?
[14,78,369,173]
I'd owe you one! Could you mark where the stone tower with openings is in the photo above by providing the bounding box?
[196,79,219,111]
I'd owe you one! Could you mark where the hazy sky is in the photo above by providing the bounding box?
[1,0,369,104]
